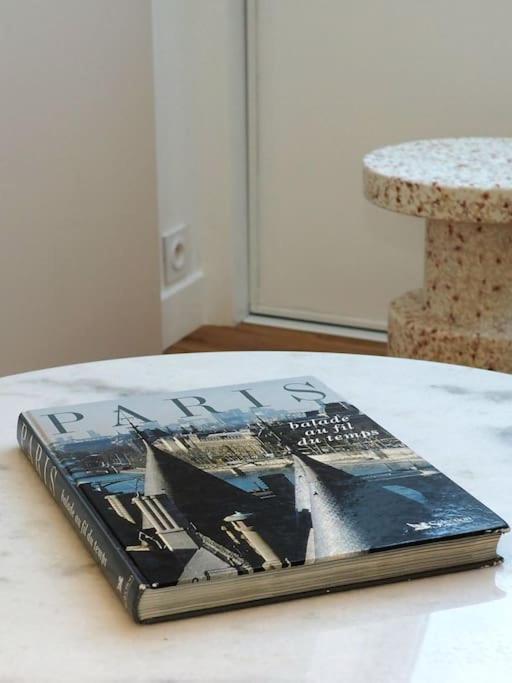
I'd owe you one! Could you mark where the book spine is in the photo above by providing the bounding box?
[17,413,145,622]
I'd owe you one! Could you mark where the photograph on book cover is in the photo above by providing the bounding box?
[30,378,504,588]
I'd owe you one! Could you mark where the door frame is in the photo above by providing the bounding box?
[153,1,386,345]
[245,2,387,338]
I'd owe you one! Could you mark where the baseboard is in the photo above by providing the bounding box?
[244,314,388,343]
[161,271,205,350]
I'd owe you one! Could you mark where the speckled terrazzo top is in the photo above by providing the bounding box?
[363,138,512,223]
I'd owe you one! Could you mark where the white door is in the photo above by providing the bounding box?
[248,1,512,331]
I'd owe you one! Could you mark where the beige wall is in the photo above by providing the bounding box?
[0,0,161,376]
[152,1,248,348]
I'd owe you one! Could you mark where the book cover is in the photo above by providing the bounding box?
[18,376,508,619]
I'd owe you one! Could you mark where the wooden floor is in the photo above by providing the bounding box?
[165,323,387,356]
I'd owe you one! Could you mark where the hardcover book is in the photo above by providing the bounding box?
[17,376,508,623]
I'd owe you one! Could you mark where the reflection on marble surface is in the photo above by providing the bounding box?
[1,352,511,682]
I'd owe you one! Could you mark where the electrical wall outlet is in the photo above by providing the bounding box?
[162,224,192,287]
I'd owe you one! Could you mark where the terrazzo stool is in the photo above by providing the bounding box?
[363,138,512,372]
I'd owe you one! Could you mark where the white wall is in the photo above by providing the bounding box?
[0,0,161,376]
[152,0,248,349]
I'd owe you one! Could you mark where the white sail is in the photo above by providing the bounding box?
[143,439,168,497]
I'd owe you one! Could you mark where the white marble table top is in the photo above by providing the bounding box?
[363,137,512,222]
[1,352,511,682]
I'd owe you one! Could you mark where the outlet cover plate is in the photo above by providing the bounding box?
[162,224,192,287]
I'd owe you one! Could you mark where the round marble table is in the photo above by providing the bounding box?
[364,137,512,372]
[1,352,511,682]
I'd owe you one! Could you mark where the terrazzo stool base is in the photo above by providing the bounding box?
[389,220,512,372]
[364,138,512,372]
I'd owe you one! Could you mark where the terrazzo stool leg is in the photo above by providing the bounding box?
[389,219,512,371]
